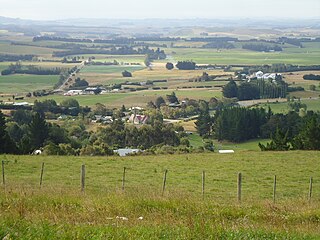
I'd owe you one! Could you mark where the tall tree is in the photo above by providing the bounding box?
[29,113,49,150]
[0,111,17,154]
[195,109,213,137]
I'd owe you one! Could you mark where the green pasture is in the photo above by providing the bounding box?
[260,98,320,114]
[22,89,222,107]
[166,47,320,65]
[0,74,59,94]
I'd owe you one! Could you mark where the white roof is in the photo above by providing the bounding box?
[218,150,235,154]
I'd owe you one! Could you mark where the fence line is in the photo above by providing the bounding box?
[0,162,317,203]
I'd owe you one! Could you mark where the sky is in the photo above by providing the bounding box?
[0,0,319,20]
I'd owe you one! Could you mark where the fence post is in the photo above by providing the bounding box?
[202,171,205,200]
[1,160,5,187]
[309,177,313,202]
[162,169,168,196]
[237,172,242,203]
[40,162,45,188]
[273,175,277,203]
[81,164,85,192]
[122,167,126,191]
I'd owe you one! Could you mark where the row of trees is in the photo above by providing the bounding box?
[53,46,166,59]
[0,54,34,62]
[303,74,320,80]
[242,43,282,52]
[223,80,288,100]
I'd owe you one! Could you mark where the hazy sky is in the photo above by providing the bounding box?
[0,0,319,20]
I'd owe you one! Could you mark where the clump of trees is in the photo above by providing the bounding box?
[303,74,320,80]
[214,107,268,142]
[176,61,196,70]
[259,113,320,151]
[166,62,174,70]
[223,79,288,100]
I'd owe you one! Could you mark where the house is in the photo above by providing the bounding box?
[128,114,149,125]
[255,71,282,81]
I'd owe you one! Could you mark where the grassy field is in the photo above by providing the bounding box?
[166,46,320,65]
[0,151,320,239]
[11,88,221,107]
[0,74,59,94]
[0,42,58,58]
[260,98,320,114]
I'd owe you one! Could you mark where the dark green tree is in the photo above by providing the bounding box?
[166,62,174,70]
[155,96,166,108]
[195,109,213,137]
[29,113,49,150]
[222,80,238,98]
[0,111,17,154]
[259,128,290,151]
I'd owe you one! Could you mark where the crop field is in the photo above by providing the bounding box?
[0,151,320,238]
[0,74,59,94]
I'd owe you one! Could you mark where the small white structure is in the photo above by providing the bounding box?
[33,150,42,155]
[64,90,83,96]
[218,150,235,154]
[114,148,141,157]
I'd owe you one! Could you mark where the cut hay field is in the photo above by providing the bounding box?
[0,74,59,94]
[79,62,227,86]
[0,151,320,239]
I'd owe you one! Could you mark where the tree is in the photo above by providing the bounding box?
[175,61,196,70]
[259,128,290,151]
[0,111,17,154]
[166,62,174,70]
[122,70,132,77]
[195,109,212,137]
[29,113,49,150]
[223,80,238,98]
[292,116,320,150]
[237,82,260,100]
[60,98,80,109]
[144,54,151,67]
[309,85,316,91]
[166,92,179,104]
[155,96,166,108]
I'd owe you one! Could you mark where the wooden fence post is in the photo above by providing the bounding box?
[81,164,85,192]
[40,162,45,188]
[202,171,205,200]
[1,160,5,186]
[309,177,313,202]
[273,175,277,203]
[237,172,242,203]
[162,169,168,196]
[122,167,126,191]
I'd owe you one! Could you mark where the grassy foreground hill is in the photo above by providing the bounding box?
[1,151,320,239]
